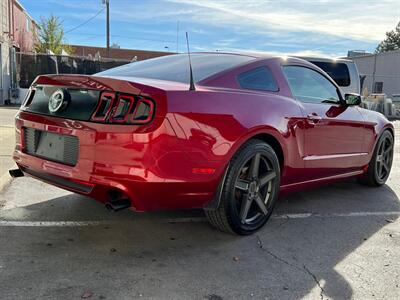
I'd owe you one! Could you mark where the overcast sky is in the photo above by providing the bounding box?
[22,0,400,57]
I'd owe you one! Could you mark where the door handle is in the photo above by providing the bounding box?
[307,113,322,123]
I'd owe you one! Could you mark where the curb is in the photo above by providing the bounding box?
[0,172,13,193]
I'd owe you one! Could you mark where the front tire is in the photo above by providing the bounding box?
[358,130,394,187]
[205,139,280,235]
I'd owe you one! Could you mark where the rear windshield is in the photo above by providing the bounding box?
[309,61,351,87]
[96,54,255,83]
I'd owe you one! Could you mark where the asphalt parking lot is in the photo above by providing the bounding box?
[0,111,399,299]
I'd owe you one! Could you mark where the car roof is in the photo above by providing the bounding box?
[186,52,329,76]
[296,56,354,63]
[192,51,277,60]
[193,51,353,64]
[194,52,341,92]
[196,52,346,77]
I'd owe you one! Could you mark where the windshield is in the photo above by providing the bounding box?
[96,53,255,84]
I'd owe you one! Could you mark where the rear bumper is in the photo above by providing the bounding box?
[13,111,225,211]
[19,166,94,194]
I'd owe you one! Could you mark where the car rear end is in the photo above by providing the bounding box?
[12,74,220,211]
[12,53,259,212]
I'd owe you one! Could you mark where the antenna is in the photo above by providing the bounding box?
[176,20,179,53]
[185,32,196,91]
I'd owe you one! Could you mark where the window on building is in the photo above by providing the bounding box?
[26,17,30,32]
[237,67,278,92]
[373,82,383,93]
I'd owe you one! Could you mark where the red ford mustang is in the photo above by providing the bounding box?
[10,53,394,235]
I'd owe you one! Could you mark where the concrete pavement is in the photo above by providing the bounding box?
[0,107,18,195]
[0,174,399,299]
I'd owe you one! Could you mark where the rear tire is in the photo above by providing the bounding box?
[358,130,394,187]
[205,139,280,235]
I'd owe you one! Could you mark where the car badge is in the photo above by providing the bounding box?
[48,89,69,113]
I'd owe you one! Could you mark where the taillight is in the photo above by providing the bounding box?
[92,92,115,121]
[23,88,36,107]
[130,98,155,124]
[91,91,155,124]
[110,95,135,123]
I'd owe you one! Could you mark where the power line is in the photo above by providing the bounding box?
[65,7,105,34]
[112,34,175,44]
[67,32,176,44]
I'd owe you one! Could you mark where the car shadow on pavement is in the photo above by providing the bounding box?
[0,179,399,299]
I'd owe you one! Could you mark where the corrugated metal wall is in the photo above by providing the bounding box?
[352,51,400,97]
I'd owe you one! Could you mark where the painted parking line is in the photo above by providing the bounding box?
[0,211,398,227]
[273,211,400,219]
[0,221,102,227]
[168,211,400,223]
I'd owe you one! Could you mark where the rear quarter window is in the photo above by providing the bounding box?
[237,67,278,92]
[309,61,351,87]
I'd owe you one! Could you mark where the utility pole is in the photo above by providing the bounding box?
[105,0,110,57]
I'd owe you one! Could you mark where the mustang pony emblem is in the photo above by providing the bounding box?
[48,89,69,113]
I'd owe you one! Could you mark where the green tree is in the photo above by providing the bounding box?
[376,21,400,53]
[35,15,74,55]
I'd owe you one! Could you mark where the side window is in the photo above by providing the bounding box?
[283,66,341,104]
[238,67,278,92]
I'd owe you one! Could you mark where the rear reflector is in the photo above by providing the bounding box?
[192,168,216,175]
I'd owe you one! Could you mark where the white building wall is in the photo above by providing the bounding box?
[352,50,400,97]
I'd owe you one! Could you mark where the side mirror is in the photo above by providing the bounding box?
[344,93,362,106]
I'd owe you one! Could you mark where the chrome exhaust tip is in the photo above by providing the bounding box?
[105,198,131,212]
[9,168,24,178]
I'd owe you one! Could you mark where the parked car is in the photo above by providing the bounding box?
[300,56,360,95]
[10,53,394,235]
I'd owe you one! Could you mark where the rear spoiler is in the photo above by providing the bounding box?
[33,74,144,95]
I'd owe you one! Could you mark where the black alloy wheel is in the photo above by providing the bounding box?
[358,130,394,186]
[205,140,280,235]
[374,131,394,184]
[234,152,276,225]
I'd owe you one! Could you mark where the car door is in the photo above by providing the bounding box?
[282,65,366,179]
